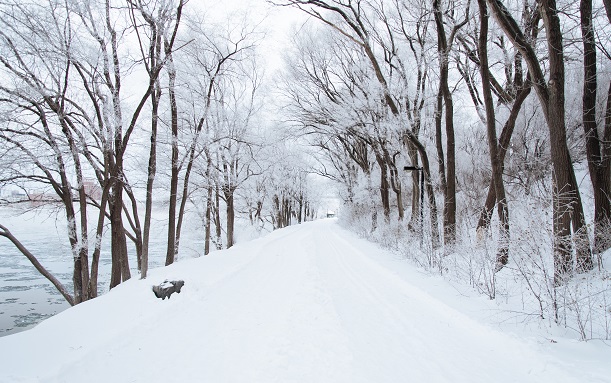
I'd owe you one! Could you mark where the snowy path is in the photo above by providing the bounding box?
[0,219,608,383]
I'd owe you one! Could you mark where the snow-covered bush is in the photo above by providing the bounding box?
[339,189,611,340]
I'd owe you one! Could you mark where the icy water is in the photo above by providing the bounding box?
[0,207,204,336]
[0,211,71,336]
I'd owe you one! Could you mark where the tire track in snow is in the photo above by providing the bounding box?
[266,231,356,382]
[311,225,434,382]
[194,225,316,383]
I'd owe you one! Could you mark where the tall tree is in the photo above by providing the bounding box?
[477,0,509,269]
[164,14,258,263]
[433,0,469,245]
[0,0,92,303]
[580,0,611,255]
[127,0,185,278]
[486,0,593,282]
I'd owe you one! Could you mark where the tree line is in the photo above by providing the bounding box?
[277,0,611,286]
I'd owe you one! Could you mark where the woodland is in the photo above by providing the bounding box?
[0,0,610,340]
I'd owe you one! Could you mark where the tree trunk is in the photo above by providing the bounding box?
[55,107,89,302]
[478,0,510,270]
[226,190,235,248]
[74,164,90,302]
[124,185,143,272]
[205,183,213,255]
[62,195,84,303]
[385,149,404,221]
[375,153,391,221]
[109,173,130,288]
[89,178,110,298]
[273,194,281,229]
[434,0,457,245]
[581,0,611,255]
[284,196,292,226]
[542,0,592,278]
[214,185,222,249]
[141,82,160,279]
[401,133,442,248]
[165,53,179,266]
[406,142,421,229]
[298,194,303,224]
[603,81,611,237]
[434,89,447,195]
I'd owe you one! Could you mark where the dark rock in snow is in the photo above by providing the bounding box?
[152,280,184,300]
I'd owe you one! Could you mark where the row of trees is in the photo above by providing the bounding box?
[278,0,611,284]
[0,0,317,306]
[2,0,609,308]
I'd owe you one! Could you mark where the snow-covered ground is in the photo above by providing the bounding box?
[0,219,609,383]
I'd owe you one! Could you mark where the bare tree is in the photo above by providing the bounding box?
[433,0,470,245]
[0,0,98,303]
[211,68,262,248]
[127,0,186,278]
[486,0,593,282]
[476,0,509,269]
[0,0,187,302]
[164,14,259,263]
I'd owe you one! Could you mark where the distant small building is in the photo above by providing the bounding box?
[8,190,26,202]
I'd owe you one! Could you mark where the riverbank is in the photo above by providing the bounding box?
[0,206,208,335]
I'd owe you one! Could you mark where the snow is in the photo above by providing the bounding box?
[0,219,609,383]
[158,280,175,289]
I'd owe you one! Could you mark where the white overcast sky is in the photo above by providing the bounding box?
[194,0,310,71]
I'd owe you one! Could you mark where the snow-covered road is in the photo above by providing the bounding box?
[0,219,609,382]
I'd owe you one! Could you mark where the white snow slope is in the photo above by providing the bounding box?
[0,219,609,383]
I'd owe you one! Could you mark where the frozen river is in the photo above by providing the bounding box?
[0,206,205,336]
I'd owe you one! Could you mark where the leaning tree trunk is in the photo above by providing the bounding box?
[89,177,110,298]
[0,225,75,306]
